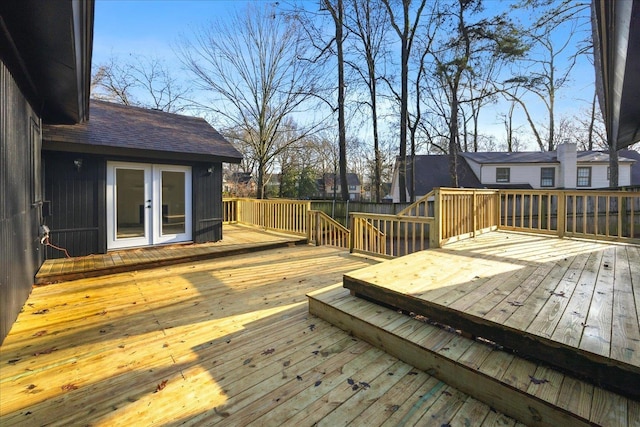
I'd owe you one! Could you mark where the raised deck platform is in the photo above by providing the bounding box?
[35,224,306,284]
[342,231,640,399]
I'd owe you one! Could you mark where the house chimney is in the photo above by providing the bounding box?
[557,143,577,188]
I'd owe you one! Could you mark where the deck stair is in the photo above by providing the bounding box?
[309,285,639,427]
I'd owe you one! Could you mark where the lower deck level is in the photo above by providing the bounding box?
[343,231,640,399]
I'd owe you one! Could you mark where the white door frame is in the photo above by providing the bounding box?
[152,164,192,245]
[107,161,192,250]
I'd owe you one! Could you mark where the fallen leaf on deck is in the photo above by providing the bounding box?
[508,301,524,307]
[441,390,452,396]
[96,310,107,316]
[549,291,565,297]
[8,359,21,365]
[529,375,549,385]
[314,380,322,387]
[309,324,316,331]
[296,375,303,381]
[389,404,400,412]
[408,371,418,375]
[311,350,320,355]
[32,331,47,337]
[262,348,275,355]
[33,348,57,356]
[26,384,36,390]
[243,358,252,365]
[347,378,355,385]
[352,384,359,391]
[283,360,290,367]
[155,380,168,392]
[214,407,230,418]
[32,309,49,315]
[359,381,370,389]
[61,384,78,391]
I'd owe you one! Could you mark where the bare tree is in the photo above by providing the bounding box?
[178,4,320,198]
[431,0,525,186]
[92,55,190,113]
[381,0,428,203]
[343,0,390,202]
[502,0,590,151]
[319,0,350,201]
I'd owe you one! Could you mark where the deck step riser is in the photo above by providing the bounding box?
[309,293,592,427]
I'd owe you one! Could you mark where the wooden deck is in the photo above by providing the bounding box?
[35,224,306,284]
[343,231,640,399]
[0,245,521,426]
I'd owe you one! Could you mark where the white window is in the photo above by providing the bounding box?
[540,167,555,187]
[577,167,591,187]
[496,168,510,183]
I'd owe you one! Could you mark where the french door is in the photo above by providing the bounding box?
[106,162,192,249]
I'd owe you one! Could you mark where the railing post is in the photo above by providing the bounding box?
[557,191,566,238]
[315,211,321,246]
[430,188,442,248]
[472,190,477,238]
[349,214,355,253]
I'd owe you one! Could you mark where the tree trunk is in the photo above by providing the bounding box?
[449,94,459,187]
[257,162,266,199]
[609,145,619,188]
[398,28,408,203]
[335,0,349,202]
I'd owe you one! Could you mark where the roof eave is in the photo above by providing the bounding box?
[0,0,94,124]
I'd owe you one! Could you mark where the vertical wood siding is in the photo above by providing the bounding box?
[43,153,105,258]
[193,163,223,243]
[1,61,44,344]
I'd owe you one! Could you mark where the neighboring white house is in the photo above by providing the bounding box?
[390,144,637,202]
[460,144,634,190]
[319,173,362,201]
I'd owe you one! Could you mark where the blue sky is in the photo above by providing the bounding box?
[93,1,244,63]
[93,1,599,152]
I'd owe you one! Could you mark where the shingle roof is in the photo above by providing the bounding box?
[460,150,635,164]
[460,151,558,164]
[322,173,361,186]
[43,100,242,163]
[406,155,482,195]
[619,149,640,185]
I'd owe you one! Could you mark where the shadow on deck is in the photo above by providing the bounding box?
[35,224,307,284]
[310,231,640,426]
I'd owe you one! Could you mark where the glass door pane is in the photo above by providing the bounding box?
[161,171,186,235]
[116,168,146,238]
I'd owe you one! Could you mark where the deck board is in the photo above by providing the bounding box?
[1,245,518,426]
[34,224,307,284]
[343,231,640,398]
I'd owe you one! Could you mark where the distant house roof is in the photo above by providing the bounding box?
[460,150,635,165]
[43,100,242,163]
[406,155,482,195]
[228,172,252,184]
[620,149,640,185]
[460,151,557,164]
[322,173,361,187]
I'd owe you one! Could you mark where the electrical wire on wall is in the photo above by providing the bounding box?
[42,236,71,258]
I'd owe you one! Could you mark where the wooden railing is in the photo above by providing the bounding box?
[222,198,238,223]
[224,198,310,236]
[350,213,432,258]
[308,210,350,249]
[437,189,499,244]
[500,189,640,243]
[224,188,640,256]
